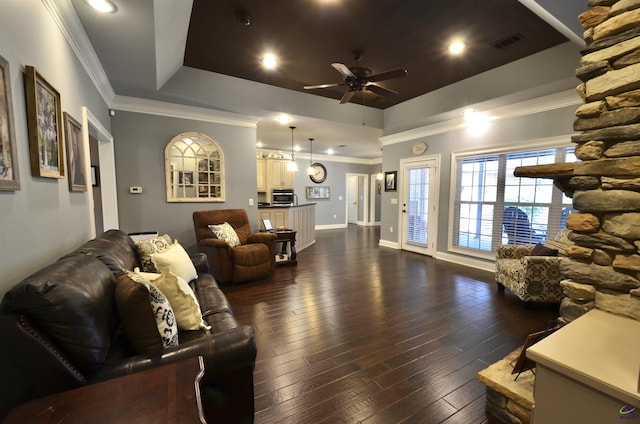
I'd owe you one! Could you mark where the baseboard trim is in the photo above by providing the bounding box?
[435,251,495,273]
[316,224,349,230]
[379,239,399,249]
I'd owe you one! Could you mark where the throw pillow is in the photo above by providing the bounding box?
[208,222,241,248]
[115,270,179,353]
[134,234,173,272]
[530,243,558,257]
[135,269,210,331]
[151,241,198,282]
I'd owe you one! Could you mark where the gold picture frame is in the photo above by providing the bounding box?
[0,54,20,190]
[64,112,86,192]
[24,65,64,179]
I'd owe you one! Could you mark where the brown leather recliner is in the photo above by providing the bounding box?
[193,209,277,284]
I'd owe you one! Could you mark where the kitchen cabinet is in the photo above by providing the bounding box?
[268,159,294,189]
[258,204,315,252]
[256,158,266,192]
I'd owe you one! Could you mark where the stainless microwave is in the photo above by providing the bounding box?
[272,189,294,205]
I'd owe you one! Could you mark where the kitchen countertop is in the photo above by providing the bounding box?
[258,203,316,208]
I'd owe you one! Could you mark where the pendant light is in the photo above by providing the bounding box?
[287,126,298,172]
[307,138,314,175]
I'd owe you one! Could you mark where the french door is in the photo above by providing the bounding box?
[400,156,440,256]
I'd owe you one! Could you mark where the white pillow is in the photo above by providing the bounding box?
[151,242,198,283]
[135,269,210,331]
[208,222,241,247]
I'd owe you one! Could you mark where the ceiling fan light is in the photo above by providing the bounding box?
[86,0,117,13]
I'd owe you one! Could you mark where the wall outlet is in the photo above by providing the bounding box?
[338,195,343,201]
[390,226,393,233]
[391,198,398,204]
[129,186,142,194]
[333,214,337,219]
[248,198,254,206]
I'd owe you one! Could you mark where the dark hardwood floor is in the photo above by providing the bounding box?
[223,225,558,423]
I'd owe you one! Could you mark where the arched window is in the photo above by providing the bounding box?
[165,132,225,202]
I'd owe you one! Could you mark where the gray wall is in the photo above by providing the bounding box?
[290,160,377,226]
[0,2,110,298]
[111,111,258,253]
[380,103,578,261]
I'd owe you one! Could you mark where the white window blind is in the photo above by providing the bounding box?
[451,145,575,256]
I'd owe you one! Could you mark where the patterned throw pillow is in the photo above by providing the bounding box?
[116,270,179,351]
[208,222,241,247]
[135,269,210,331]
[135,234,173,272]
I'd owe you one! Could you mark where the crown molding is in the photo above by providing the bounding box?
[111,95,261,128]
[380,89,581,145]
[43,0,115,105]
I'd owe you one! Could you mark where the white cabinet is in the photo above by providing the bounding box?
[527,309,640,424]
[268,159,294,189]
[256,159,266,192]
[258,204,315,252]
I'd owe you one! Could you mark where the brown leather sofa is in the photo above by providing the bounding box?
[0,229,256,423]
[193,209,277,284]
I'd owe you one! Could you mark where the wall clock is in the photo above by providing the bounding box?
[309,162,327,183]
[411,141,428,155]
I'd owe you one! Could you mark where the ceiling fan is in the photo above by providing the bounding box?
[304,51,408,104]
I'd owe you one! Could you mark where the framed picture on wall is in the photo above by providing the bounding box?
[384,171,397,192]
[64,112,86,192]
[24,65,64,179]
[0,54,20,190]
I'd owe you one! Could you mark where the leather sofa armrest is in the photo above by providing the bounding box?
[189,252,210,274]
[88,325,256,384]
[246,232,277,245]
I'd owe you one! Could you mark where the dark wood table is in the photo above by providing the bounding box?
[4,357,206,423]
[274,230,297,266]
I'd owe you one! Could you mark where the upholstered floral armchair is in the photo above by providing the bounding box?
[495,244,564,306]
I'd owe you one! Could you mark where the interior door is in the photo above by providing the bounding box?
[400,156,440,256]
[347,175,358,224]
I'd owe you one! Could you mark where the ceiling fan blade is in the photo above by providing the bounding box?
[304,83,344,90]
[368,68,407,82]
[332,63,356,79]
[366,84,398,97]
[339,90,356,104]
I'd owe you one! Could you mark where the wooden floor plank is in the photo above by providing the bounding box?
[223,225,558,423]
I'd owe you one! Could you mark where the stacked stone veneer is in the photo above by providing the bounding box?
[560,0,640,324]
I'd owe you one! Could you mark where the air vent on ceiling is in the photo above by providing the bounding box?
[490,33,525,49]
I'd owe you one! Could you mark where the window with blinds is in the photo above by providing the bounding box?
[450,145,575,258]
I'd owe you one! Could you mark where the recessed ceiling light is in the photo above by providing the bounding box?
[327,148,334,155]
[86,0,117,13]
[448,40,466,55]
[262,53,278,70]
[256,141,263,148]
[276,115,291,124]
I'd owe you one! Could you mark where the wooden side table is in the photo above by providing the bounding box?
[274,230,297,266]
[4,357,206,423]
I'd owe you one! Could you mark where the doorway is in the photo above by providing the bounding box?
[347,175,358,224]
[82,107,118,237]
[399,155,440,256]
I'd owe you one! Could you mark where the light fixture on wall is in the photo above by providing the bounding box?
[307,138,314,175]
[85,0,117,13]
[287,126,298,172]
